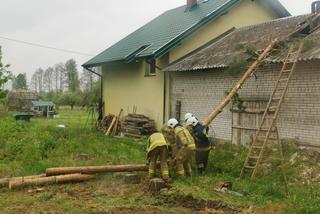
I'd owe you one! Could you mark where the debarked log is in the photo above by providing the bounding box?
[0,174,46,187]
[46,164,148,176]
[9,173,95,190]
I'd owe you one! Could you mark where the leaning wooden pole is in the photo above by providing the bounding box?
[46,164,148,176]
[202,39,279,127]
[105,116,117,136]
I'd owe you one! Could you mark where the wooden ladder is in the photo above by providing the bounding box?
[240,42,304,179]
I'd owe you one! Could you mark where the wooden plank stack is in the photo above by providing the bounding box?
[121,114,156,138]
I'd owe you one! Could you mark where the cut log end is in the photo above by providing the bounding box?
[9,173,95,190]
[148,178,166,194]
[0,178,10,187]
[1,174,46,188]
[124,173,141,184]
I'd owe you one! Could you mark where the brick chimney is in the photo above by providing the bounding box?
[312,1,320,13]
[186,0,197,11]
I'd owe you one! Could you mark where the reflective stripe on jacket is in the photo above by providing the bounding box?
[196,146,211,152]
[174,126,195,150]
[147,133,168,154]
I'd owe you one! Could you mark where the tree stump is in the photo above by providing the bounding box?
[149,178,166,194]
[124,173,141,184]
[78,153,90,161]
[0,178,9,187]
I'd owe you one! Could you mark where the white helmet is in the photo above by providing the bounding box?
[186,116,199,127]
[184,113,194,122]
[167,118,178,128]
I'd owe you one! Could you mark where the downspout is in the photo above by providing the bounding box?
[163,70,167,125]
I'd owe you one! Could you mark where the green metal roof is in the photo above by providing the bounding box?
[32,100,55,107]
[83,0,290,68]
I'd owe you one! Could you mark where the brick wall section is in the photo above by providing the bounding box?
[170,61,320,145]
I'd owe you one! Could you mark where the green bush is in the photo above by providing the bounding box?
[209,143,247,177]
[38,131,56,159]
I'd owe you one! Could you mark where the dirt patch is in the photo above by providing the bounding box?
[107,207,163,214]
[288,148,320,184]
[163,194,241,213]
[1,175,242,214]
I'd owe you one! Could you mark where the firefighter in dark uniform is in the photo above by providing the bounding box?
[186,116,211,174]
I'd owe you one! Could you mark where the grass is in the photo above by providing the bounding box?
[0,109,145,177]
[0,109,320,213]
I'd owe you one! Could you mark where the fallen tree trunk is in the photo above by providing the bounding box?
[9,173,95,190]
[0,174,46,187]
[0,178,9,187]
[202,39,278,127]
[46,164,148,176]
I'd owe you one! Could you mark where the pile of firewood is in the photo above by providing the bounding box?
[121,114,156,138]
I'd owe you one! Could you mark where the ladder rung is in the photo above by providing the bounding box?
[249,156,259,159]
[260,128,276,132]
[258,131,277,137]
[279,78,289,82]
[257,135,266,139]
[252,146,262,149]
[244,165,255,169]
[268,106,277,110]
[272,97,281,101]
[265,115,275,119]
[256,137,277,143]
[281,69,292,73]
[268,137,278,141]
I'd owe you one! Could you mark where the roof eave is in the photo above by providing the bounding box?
[259,0,291,17]
[82,55,154,68]
[166,57,320,72]
[82,59,126,68]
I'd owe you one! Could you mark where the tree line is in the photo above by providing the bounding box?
[11,58,101,109]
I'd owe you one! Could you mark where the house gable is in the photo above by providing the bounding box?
[83,0,289,68]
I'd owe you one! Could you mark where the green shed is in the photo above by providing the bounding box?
[31,100,55,117]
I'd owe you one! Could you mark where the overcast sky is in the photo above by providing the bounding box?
[0,0,315,82]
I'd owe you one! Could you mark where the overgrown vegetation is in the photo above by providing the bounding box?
[0,110,319,213]
[226,43,258,77]
[0,110,144,177]
[235,43,258,57]
[224,90,245,110]
[301,38,315,53]
[225,56,248,77]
